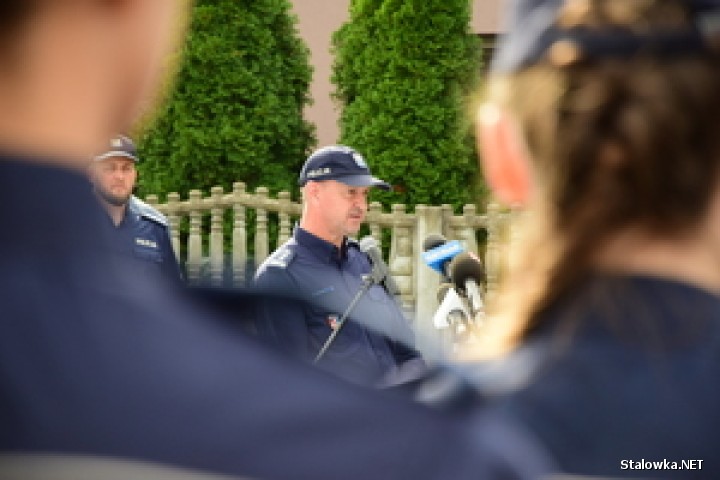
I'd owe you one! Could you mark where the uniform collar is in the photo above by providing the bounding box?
[118,202,135,228]
[98,201,133,229]
[294,227,349,264]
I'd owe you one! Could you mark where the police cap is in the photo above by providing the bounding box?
[94,135,139,163]
[298,146,391,191]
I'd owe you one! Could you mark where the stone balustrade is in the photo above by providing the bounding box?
[146,184,513,336]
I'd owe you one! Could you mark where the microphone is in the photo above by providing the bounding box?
[359,236,401,297]
[315,237,402,363]
[436,282,452,304]
[448,252,485,317]
[421,234,464,282]
[422,233,447,252]
[433,283,471,330]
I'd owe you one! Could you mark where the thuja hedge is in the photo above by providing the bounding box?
[137,0,315,201]
[332,0,486,210]
[134,0,314,268]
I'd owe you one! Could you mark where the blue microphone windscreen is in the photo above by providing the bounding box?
[422,240,464,273]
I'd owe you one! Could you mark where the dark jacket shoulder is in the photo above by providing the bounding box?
[255,241,298,281]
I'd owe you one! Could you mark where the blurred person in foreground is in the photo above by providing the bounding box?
[465,0,720,476]
[0,0,554,479]
[89,134,182,283]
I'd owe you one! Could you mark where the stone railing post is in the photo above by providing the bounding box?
[231,182,247,286]
[209,186,224,286]
[145,194,159,208]
[441,204,455,240]
[368,201,382,241]
[187,190,203,284]
[166,192,181,262]
[460,204,479,255]
[254,187,269,267]
[277,191,292,246]
[413,205,443,352]
[389,204,413,310]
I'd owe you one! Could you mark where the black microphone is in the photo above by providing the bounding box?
[422,233,447,252]
[359,236,401,297]
[448,252,485,316]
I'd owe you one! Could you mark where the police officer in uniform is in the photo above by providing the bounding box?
[89,135,182,282]
[255,146,427,387]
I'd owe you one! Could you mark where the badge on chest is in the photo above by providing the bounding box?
[326,314,340,331]
[135,237,158,249]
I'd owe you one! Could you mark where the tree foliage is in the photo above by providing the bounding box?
[332,0,485,209]
[137,0,315,200]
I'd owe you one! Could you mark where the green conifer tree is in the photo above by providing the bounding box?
[137,0,315,199]
[332,0,484,208]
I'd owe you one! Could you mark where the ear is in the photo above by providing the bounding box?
[304,182,320,204]
[477,105,532,206]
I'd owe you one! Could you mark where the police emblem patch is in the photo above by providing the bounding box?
[352,152,367,169]
[326,314,340,331]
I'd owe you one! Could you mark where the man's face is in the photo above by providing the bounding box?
[314,180,370,238]
[89,157,137,207]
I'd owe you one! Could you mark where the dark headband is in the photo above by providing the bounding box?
[491,0,720,73]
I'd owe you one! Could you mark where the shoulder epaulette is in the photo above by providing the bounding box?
[264,243,296,269]
[129,196,168,228]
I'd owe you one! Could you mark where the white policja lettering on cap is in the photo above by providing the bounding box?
[306,167,331,178]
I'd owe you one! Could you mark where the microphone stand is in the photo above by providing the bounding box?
[314,268,384,364]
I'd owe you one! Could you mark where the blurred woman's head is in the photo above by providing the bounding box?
[476,0,720,352]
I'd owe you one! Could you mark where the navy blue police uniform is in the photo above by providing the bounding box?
[101,195,181,282]
[255,227,424,387]
[0,155,557,479]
